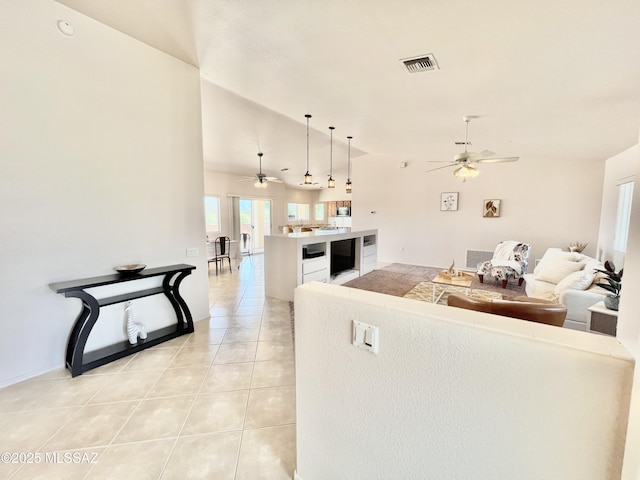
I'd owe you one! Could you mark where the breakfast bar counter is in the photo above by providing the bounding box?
[264,228,378,301]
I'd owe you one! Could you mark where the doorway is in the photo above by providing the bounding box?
[230,197,272,254]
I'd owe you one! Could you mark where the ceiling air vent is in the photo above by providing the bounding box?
[401,54,439,73]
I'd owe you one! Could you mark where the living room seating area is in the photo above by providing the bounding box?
[345,253,612,333]
[522,248,609,331]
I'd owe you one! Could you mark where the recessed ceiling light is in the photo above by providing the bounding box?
[57,20,75,38]
[280,168,289,172]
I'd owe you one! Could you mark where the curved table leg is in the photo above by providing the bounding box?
[162,271,195,332]
[64,290,100,377]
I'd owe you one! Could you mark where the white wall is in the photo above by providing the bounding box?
[318,187,352,202]
[352,154,604,270]
[0,0,209,386]
[618,133,640,479]
[203,169,327,234]
[295,283,634,480]
[597,144,639,266]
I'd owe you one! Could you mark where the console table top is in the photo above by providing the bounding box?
[49,263,196,293]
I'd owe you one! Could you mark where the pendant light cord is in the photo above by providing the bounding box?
[306,114,311,173]
[329,126,334,174]
[347,136,352,180]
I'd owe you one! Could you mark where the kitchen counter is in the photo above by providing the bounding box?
[264,229,378,301]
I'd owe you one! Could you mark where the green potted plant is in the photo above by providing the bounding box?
[595,261,623,311]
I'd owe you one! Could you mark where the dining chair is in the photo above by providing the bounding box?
[211,236,232,275]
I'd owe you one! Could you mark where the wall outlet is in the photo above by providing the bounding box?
[186,247,199,257]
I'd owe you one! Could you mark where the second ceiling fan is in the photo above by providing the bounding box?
[240,152,283,188]
[426,116,519,180]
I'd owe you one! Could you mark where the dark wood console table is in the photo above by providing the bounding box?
[50,264,196,377]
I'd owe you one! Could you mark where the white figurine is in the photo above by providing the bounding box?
[124,301,147,345]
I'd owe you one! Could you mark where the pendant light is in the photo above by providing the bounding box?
[304,114,312,185]
[345,136,353,194]
[328,126,336,188]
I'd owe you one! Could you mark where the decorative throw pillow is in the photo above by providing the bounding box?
[554,269,596,295]
[534,260,584,284]
[533,249,582,276]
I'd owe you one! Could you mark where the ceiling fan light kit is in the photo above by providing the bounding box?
[426,116,520,180]
[254,152,268,188]
[453,164,479,179]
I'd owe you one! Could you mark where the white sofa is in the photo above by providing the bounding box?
[522,248,609,331]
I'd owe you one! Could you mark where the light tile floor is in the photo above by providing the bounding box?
[0,254,296,480]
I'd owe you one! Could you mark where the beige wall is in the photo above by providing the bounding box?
[203,170,287,239]
[0,0,209,386]
[352,154,604,270]
[295,283,633,480]
[203,169,325,234]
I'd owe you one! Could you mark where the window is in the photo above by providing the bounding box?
[314,203,325,221]
[287,203,310,221]
[204,195,221,234]
[613,181,634,252]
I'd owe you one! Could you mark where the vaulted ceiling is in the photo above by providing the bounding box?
[56,0,640,188]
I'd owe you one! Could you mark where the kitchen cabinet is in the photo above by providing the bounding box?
[327,200,351,216]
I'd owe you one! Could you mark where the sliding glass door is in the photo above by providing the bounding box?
[230,196,271,253]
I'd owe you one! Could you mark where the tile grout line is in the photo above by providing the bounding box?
[156,320,231,480]
[232,290,263,480]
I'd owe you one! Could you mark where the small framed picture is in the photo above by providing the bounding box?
[441,192,459,211]
[483,199,501,217]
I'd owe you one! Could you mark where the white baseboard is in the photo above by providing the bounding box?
[0,364,66,389]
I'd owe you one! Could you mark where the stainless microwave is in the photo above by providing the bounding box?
[337,206,350,216]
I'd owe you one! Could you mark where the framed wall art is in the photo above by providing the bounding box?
[440,192,459,211]
[483,199,501,217]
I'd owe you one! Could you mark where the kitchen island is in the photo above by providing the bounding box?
[264,228,378,301]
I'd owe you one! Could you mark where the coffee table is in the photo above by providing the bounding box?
[403,281,503,305]
[431,271,475,303]
[433,271,474,287]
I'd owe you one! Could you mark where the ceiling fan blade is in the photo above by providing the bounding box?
[425,163,457,173]
[467,150,495,161]
[475,156,519,164]
[266,177,283,183]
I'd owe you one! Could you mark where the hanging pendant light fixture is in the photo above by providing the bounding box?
[345,136,353,194]
[328,126,335,188]
[304,114,312,185]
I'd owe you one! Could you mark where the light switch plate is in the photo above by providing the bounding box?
[186,247,199,257]
[352,320,379,354]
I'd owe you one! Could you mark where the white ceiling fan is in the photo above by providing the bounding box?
[426,116,519,180]
[240,152,283,188]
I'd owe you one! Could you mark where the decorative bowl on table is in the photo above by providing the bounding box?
[115,264,146,275]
